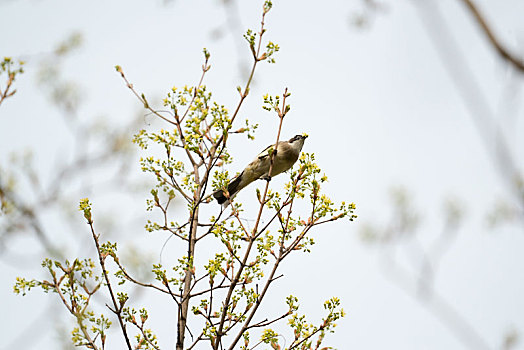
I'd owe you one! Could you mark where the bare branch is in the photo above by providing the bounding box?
[459,0,524,72]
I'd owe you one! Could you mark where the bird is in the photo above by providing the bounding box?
[213,134,308,205]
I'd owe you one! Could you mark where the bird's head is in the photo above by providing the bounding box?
[288,134,308,151]
[288,134,308,143]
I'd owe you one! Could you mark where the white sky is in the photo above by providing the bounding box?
[1,0,524,349]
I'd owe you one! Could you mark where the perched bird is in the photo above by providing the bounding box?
[213,134,308,205]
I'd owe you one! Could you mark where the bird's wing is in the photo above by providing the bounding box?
[256,142,278,160]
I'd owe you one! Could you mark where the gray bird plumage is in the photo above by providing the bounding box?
[213,134,308,205]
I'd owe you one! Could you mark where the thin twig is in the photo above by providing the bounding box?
[215,89,286,348]
[223,88,291,350]
[0,71,16,107]
[288,325,326,350]
[47,266,99,349]
[114,259,179,299]
[88,221,133,350]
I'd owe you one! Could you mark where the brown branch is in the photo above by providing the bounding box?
[171,38,256,350]
[161,223,189,242]
[204,0,269,164]
[116,68,176,126]
[117,4,275,349]
[231,204,252,238]
[195,208,225,242]
[160,169,192,203]
[226,242,283,349]
[288,324,326,350]
[48,266,99,350]
[188,279,247,299]
[459,0,524,72]
[179,58,210,123]
[177,181,200,350]
[215,87,287,348]
[246,307,289,331]
[130,321,161,350]
[113,259,180,299]
[225,90,292,350]
[187,331,207,350]
[183,272,211,303]
[0,72,16,107]
[159,199,189,241]
[88,221,133,350]
[415,0,524,215]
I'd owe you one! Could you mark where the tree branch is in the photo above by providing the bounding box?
[459,0,524,72]
[88,222,133,350]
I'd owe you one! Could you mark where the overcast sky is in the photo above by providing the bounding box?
[1,0,524,349]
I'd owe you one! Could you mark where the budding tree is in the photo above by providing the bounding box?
[14,2,356,349]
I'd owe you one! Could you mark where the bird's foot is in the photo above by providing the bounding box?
[261,175,272,182]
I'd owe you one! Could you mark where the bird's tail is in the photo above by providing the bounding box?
[213,172,243,205]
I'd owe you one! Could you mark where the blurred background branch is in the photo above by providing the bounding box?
[459,0,524,72]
